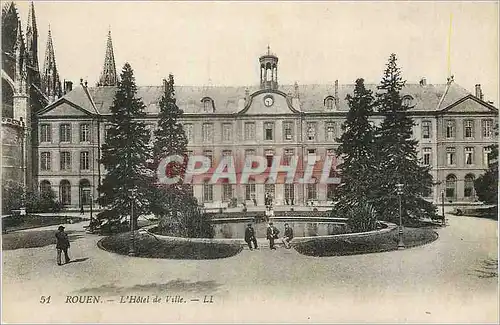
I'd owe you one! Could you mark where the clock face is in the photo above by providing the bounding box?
[264,96,274,107]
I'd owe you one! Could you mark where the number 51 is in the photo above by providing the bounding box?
[39,296,51,304]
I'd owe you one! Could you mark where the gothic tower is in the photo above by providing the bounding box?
[259,46,278,90]
[41,27,62,103]
[25,1,40,87]
[98,29,118,86]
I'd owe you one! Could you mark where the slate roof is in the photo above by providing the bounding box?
[49,82,473,116]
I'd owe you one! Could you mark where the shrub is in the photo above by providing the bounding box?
[347,202,378,233]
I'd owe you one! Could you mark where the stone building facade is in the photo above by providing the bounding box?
[3,2,498,212]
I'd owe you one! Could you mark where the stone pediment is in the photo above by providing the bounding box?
[442,95,498,114]
[237,89,300,115]
[38,99,93,117]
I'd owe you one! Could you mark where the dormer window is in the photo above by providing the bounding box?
[201,97,215,113]
[402,95,414,107]
[324,96,335,110]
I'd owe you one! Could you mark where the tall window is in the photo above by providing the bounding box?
[464,174,475,198]
[482,119,493,138]
[264,183,275,199]
[244,122,255,141]
[80,123,90,142]
[203,181,213,202]
[284,184,294,203]
[283,121,293,141]
[245,179,256,201]
[307,122,316,141]
[60,124,71,142]
[60,180,71,205]
[327,184,336,199]
[307,181,317,200]
[483,147,492,167]
[283,149,294,166]
[446,147,455,165]
[40,152,51,171]
[203,150,213,167]
[222,150,233,167]
[79,179,91,206]
[222,183,233,202]
[60,151,71,170]
[264,122,274,141]
[80,151,90,170]
[465,147,474,165]
[326,122,336,141]
[203,98,213,113]
[423,148,432,166]
[445,174,457,199]
[422,121,431,139]
[222,123,232,142]
[40,124,51,143]
[202,123,213,143]
[445,120,455,139]
[464,120,474,138]
[265,149,274,168]
[184,123,194,143]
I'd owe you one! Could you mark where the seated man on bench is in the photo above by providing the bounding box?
[281,223,294,249]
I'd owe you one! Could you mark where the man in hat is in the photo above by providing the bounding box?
[55,226,71,265]
[281,223,294,249]
[244,223,258,250]
[266,222,280,250]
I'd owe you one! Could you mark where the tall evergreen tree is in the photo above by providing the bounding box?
[151,75,211,237]
[474,126,498,205]
[372,54,436,221]
[332,78,378,228]
[97,63,153,225]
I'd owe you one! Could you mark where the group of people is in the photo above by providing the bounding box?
[244,222,294,250]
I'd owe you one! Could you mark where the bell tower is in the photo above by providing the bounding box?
[259,46,278,90]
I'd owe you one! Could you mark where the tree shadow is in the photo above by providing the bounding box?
[470,258,498,278]
[75,279,221,295]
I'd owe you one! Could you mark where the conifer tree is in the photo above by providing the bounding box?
[372,54,436,222]
[332,78,378,229]
[151,75,212,237]
[97,63,153,225]
[474,126,498,205]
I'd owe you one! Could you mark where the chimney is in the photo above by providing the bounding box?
[80,78,84,85]
[334,79,339,107]
[245,87,250,100]
[64,80,73,94]
[419,77,427,86]
[84,80,88,87]
[475,84,483,100]
[294,82,299,98]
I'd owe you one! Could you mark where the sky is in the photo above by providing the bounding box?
[15,1,499,105]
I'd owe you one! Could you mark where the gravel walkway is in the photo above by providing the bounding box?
[2,215,498,323]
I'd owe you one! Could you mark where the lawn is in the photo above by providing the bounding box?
[2,215,85,233]
[293,227,438,257]
[2,230,84,250]
[99,231,242,260]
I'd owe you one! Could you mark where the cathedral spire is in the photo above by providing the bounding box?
[41,26,62,102]
[26,1,40,85]
[99,29,117,86]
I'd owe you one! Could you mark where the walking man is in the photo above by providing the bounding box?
[266,222,280,250]
[244,223,258,250]
[281,223,294,249]
[55,226,71,265]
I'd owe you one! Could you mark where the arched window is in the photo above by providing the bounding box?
[464,174,475,198]
[40,180,52,194]
[324,96,335,110]
[402,95,414,107]
[79,179,91,206]
[2,78,14,118]
[60,180,71,205]
[445,174,457,200]
[201,97,214,113]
